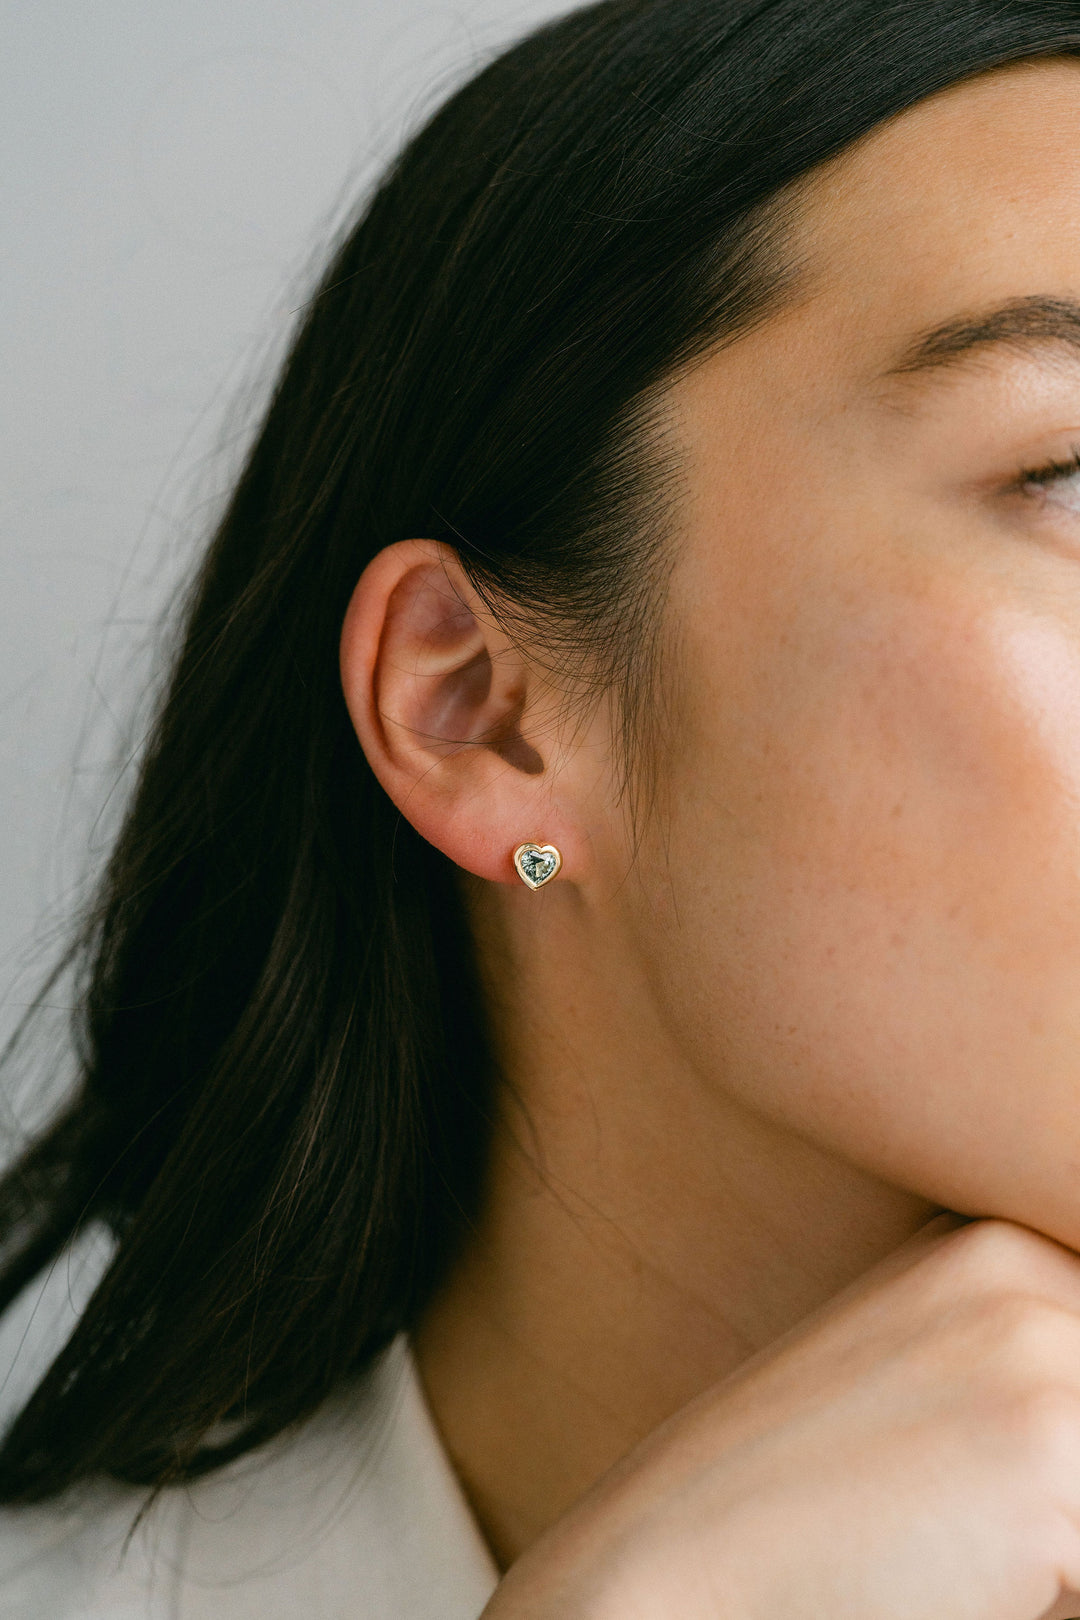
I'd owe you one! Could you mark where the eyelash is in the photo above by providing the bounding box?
[1018,446,1080,489]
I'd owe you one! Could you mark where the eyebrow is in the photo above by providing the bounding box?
[885,295,1080,380]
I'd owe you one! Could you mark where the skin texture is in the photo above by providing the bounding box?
[339,56,1080,1596]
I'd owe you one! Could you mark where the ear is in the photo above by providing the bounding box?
[340,540,588,886]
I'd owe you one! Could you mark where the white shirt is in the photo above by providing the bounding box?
[0,1249,500,1619]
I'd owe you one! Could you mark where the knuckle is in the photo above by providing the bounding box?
[941,1218,1044,1283]
[982,1294,1070,1365]
[941,1292,1080,1394]
[956,1296,1080,1475]
[1000,1382,1080,1475]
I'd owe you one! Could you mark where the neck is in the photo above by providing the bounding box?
[413,879,938,1570]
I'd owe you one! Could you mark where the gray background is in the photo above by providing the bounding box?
[1,0,570,1092]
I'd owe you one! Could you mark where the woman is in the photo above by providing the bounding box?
[5,0,1080,1614]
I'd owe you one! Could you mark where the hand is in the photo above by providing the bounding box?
[482,1216,1080,1620]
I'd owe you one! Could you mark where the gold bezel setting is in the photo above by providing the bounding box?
[513,842,562,890]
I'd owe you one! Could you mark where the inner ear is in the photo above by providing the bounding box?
[486,693,545,776]
[380,561,545,774]
[427,645,493,742]
[430,649,544,775]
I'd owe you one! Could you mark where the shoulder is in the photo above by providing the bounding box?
[0,1294,497,1620]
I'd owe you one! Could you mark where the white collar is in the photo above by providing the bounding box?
[0,1331,500,1620]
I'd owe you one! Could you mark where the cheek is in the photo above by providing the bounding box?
[644,567,1080,1217]
[994,611,1080,802]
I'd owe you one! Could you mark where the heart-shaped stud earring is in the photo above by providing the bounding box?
[513,842,562,890]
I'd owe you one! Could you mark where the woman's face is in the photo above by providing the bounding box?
[625,58,1080,1242]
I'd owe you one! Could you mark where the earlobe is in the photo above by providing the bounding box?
[339,540,577,886]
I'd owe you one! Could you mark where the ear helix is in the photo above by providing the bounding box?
[512,842,562,890]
